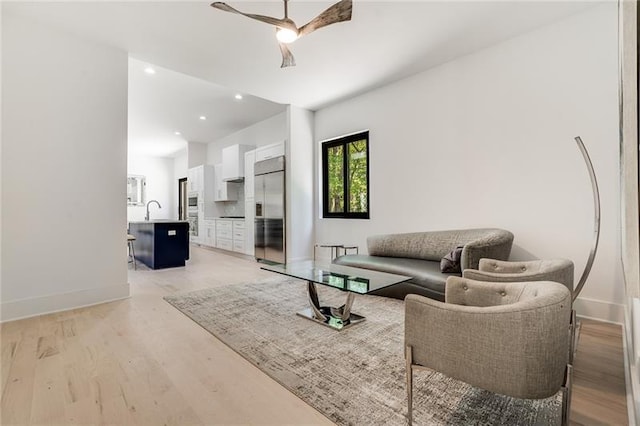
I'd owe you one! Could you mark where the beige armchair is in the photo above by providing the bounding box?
[462,258,574,291]
[463,258,577,362]
[405,277,572,425]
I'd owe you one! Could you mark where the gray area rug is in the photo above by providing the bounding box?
[164,277,560,425]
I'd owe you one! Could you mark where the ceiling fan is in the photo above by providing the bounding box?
[210,0,353,68]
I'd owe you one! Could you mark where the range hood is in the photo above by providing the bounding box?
[223,176,244,183]
[222,144,253,183]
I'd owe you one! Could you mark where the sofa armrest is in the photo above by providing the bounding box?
[460,231,514,270]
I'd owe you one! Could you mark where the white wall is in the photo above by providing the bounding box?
[1,4,4,301]
[286,106,315,262]
[619,1,639,423]
[314,5,622,322]
[203,112,287,218]
[187,141,207,168]
[127,155,174,221]
[206,112,287,164]
[1,13,129,321]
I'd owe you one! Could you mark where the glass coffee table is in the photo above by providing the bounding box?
[261,261,411,330]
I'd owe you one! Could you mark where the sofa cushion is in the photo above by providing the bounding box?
[333,254,461,296]
[440,246,464,273]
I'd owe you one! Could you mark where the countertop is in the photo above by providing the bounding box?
[128,220,189,224]
[203,216,245,220]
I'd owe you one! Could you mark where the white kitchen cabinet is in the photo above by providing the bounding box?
[244,201,255,256]
[203,219,216,247]
[187,167,198,192]
[216,219,232,239]
[216,237,233,251]
[232,220,245,253]
[244,150,255,199]
[254,142,285,162]
[233,239,245,253]
[233,219,245,253]
[216,219,233,250]
[191,218,202,244]
[222,144,253,182]
[232,219,244,231]
[189,165,215,218]
[211,219,246,253]
[214,164,238,201]
[190,231,201,244]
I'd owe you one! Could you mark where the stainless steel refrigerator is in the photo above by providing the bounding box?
[254,156,285,263]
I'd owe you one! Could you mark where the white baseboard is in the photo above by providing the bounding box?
[622,309,639,426]
[287,255,313,263]
[0,283,130,323]
[574,295,625,324]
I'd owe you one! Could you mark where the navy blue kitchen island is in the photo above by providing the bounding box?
[128,220,190,269]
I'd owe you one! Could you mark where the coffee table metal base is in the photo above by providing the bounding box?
[297,281,365,330]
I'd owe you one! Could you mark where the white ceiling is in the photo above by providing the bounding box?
[4,1,599,157]
[128,58,286,157]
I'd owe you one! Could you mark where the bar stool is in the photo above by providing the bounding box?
[127,234,136,270]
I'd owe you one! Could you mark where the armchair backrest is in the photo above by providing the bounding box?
[367,228,513,269]
[445,276,530,306]
[470,258,575,292]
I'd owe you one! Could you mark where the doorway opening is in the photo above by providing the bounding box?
[178,177,188,220]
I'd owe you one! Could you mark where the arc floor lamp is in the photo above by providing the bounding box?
[573,136,601,301]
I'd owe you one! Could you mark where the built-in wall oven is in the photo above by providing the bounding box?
[188,212,198,236]
[187,193,199,237]
[188,193,198,210]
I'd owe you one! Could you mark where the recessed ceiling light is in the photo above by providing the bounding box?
[199,116,207,120]
[235,94,243,100]
[174,131,181,135]
[144,67,156,75]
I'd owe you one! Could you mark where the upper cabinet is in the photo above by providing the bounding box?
[214,163,239,202]
[187,165,204,193]
[254,142,285,162]
[222,144,253,182]
[187,167,197,192]
[188,165,215,215]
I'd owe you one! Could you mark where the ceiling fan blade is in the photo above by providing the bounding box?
[297,0,352,38]
[211,2,297,32]
[278,41,296,68]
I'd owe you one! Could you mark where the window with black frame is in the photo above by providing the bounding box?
[322,131,370,219]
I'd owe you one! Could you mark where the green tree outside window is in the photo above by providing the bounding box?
[322,131,369,219]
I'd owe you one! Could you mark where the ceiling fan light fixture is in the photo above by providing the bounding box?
[211,0,352,67]
[276,27,298,44]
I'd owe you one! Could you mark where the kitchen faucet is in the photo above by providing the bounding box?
[145,200,161,221]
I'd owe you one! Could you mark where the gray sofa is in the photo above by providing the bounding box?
[332,228,514,301]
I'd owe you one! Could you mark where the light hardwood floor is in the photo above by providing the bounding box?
[1,246,628,425]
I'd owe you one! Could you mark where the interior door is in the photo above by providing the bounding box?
[178,178,188,220]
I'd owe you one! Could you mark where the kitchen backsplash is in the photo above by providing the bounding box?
[223,185,245,217]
